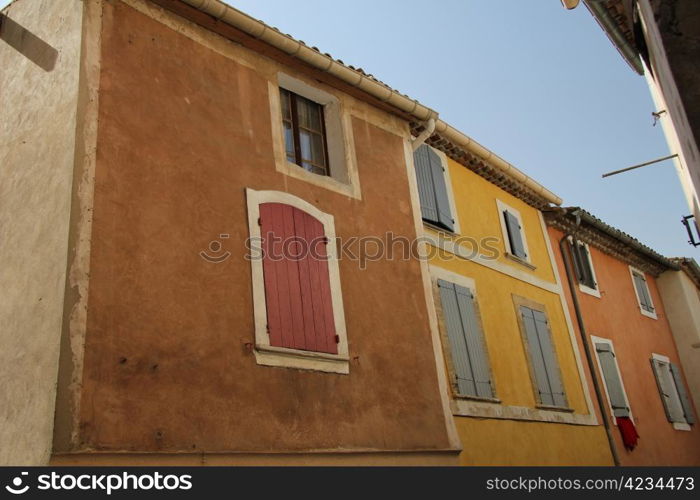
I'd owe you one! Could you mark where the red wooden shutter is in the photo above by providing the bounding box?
[259,203,338,354]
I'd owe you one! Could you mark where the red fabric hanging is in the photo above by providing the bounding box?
[616,416,640,451]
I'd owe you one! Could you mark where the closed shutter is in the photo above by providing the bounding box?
[260,203,337,354]
[595,342,630,417]
[438,280,494,399]
[521,306,567,407]
[633,272,654,312]
[504,211,526,259]
[670,363,696,424]
[413,145,453,231]
[650,358,684,422]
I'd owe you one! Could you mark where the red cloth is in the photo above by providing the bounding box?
[616,416,640,451]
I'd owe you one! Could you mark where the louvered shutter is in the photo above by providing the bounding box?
[595,343,630,417]
[521,306,567,407]
[413,145,439,225]
[579,244,596,289]
[532,310,567,408]
[414,145,453,231]
[633,272,654,312]
[504,211,526,259]
[651,358,683,422]
[260,203,337,354]
[438,280,494,398]
[570,242,586,283]
[670,363,696,424]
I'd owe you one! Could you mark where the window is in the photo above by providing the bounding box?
[246,189,349,374]
[497,200,530,265]
[629,266,656,319]
[592,337,631,419]
[270,73,361,199]
[414,144,454,232]
[514,297,568,409]
[437,278,495,400]
[570,240,599,296]
[280,88,330,176]
[650,354,695,429]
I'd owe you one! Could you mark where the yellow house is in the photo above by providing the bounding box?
[409,131,614,465]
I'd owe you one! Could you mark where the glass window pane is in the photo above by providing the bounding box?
[280,89,292,120]
[283,121,295,158]
[299,129,312,162]
[296,96,322,132]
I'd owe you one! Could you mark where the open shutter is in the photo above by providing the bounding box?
[504,211,526,259]
[413,145,453,231]
[633,273,654,312]
[578,244,596,289]
[595,343,630,417]
[438,280,494,398]
[670,363,696,424]
[260,203,337,355]
[532,310,567,408]
[428,149,454,232]
[413,145,438,225]
[570,242,586,283]
[651,358,680,422]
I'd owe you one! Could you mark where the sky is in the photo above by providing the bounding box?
[2,0,695,258]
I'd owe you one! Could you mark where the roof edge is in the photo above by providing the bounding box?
[544,206,679,272]
[177,0,562,206]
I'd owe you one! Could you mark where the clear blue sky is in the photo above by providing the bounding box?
[2,0,695,258]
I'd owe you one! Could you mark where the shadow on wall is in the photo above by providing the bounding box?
[0,13,58,71]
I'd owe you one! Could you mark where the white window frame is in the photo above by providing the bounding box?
[629,266,657,319]
[651,353,691,431]
[420,146,461,235]
[568,238,600,298]
[246,188,350,374]
[268,73,361,199]
[590,336,632,424]
[496,199,533,268]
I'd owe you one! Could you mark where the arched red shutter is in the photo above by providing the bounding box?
[259,203,338,354]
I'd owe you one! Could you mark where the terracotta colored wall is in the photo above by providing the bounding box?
[62,0,452,455]
[548,226,700,465]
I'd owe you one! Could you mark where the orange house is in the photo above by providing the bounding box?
[546,207,700,465]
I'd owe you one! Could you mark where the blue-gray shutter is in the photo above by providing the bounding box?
[670,363,695,424]
[413,145,453,231]
[520,306,567,407]
[438,279,494,399]
[570,242,587,283]
[413,145,438,225]
[504,211,526,259]
[532,309,567,408]
[595,342,630,417]
[651,358,677,422]
[578,244,596,289]
[633,272,654,312]
[429,149,454,232]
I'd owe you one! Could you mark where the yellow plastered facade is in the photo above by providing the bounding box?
[427,156,614,465]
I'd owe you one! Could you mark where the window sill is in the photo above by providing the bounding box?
[535,404,575,413]
[579,283,601,298]
[505,252,536,271]
[639,307,658,320]
[673,422,691,432]
[454,395,501,405]
[450,399,597,425]
[423,221,456,236]
[254,344,350,375]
